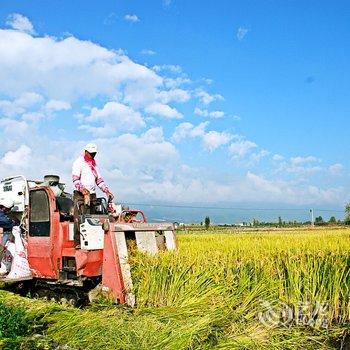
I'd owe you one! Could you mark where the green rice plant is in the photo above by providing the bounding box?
[0,301,29,339]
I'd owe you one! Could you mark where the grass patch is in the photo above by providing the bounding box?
[0,301,30,339]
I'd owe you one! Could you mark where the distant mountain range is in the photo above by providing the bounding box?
[124,201,345,224]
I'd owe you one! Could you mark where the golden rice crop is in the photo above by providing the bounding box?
[0,228,349,349]
[131,230,350,325]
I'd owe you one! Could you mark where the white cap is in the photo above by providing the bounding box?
[0,197,14,209]
[84,143,98,153]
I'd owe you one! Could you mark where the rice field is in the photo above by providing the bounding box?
[0,228,349,349]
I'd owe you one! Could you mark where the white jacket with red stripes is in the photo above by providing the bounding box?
[72,156,109,194]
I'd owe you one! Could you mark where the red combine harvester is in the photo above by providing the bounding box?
[0,175,177,306]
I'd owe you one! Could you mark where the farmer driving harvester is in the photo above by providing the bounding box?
[0,143,176,303]
[72,143,114,248]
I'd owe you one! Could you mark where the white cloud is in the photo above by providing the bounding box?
[273,154,284,162]
[116,131,175,169]
[81,101,145,136]
[0,26,192,129]
[204,78,213,85]
[229,140,257,158]
[21,112,46,122]
[195,90,224,105]
[244,172,343,205]
[0,100,24,117]
[288,166,323,175]
[158,89,190,103]
[172,122,232,151]
[172,122,208,142]
[194,107,207,116]
[140,49,156,55]
[6,14,35,35]
[0,29,162,101]
[202,131,233,151]
[276,156,323,175]
[15,92,43,107]
[0,23,192,123]
[0,144,32,167]
[247,172,282,196]
[290,156,319,165]
[210,111,225,118]
[236,27,249,41]
[45,100,71,111]
[0,93,70,123]
[0,92,43,117]
[123,80,161,108]
[153,65,182,74]
[329,163,343,175]
[164,77,191,89]
[124,14,140,23]
[250,150,270,163]
[145,102,183,119]
[194,107,225,118]
[0,118,29,136]
[91,128,181,200]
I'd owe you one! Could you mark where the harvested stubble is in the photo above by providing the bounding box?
[0,229,349,350]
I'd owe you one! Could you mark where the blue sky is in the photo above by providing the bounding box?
[0,1,349,222]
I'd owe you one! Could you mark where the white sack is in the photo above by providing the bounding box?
[7,226,32,279]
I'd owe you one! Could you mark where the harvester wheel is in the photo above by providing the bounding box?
[60,297,69,305]
[33,288,50,302]
[60,291,79,307]
[59,296,77,307]
[48,291,58,302]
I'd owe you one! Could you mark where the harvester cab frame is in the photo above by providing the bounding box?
[0,175,177,306]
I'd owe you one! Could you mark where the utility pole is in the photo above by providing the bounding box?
[310,209,314,227]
